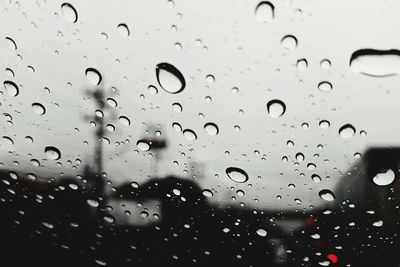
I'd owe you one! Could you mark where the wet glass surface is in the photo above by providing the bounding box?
[0,0,400,266]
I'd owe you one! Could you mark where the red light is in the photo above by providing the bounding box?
[306,217,315,226]
[327,253,338,264]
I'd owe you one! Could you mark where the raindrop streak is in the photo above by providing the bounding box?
[281,35,297,50]
[85,68,102,85]
[339,124,356,138]
[3,81,19,96]
[226,167,249,183]
[156,63,186,94]
[32,103,46,115]
[45,146,61,160]
[255,1,275,23]
[267,99,286,118]
[137,140,151,151]
[373,169,395,186]
[61,3,78,23]
[183,129,197,141]
[204,123,219,136]
[318,81,332,92]
[350,49,400,77]
[117,23,130,37]
[319,189,335,201]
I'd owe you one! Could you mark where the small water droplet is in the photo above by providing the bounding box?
[61,3,78,23]
[204,122,219,136]
[339,124,356,138]
[183,129,197,141]
[32,102,46,115]
[372,169,395,186]
[148,85,158,95]
[319,120,330,129]
[255,1,274,23]
[372,220,383,227]
[206,74,215,83]
[172,122,182,132]
[312,174,321,183]
[320,59,331,70]
[202,189,213,197]
[226,167,249,183]
[256,228,267,237]
[156,63,185,94]
[318,81,332,92]
[3,81,19,96]
[87,199,99,208]
[45,146,61,160]
[137,140,151,151]
[319,189,335,201]
[5,37,17,50]
[172,102,182,112]
[281,35,297,50]
[117,23,130,37]
[103,214,115,223]
[85,68,102,85]
[296,58,308,71]
[296,152,304,162]
[267,99,286,118]
[119,116,131,126]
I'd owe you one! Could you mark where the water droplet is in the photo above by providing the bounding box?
[106,98,117,107]
[226,167,249,183]
[372,169,395,186]
[172,122,182,132]
[202,189,213,197]
[137,140,150,151]
[255,1,274,23]
[319,120,330,129]
[350,49,400,77]
[32,102,46,115]
[3,81,19,96]
[148,85,158,95]
[156,63,185,94]
[5,37,17,50]
[130,181,139,188]
[296,58,308,71]
[45,146,61,160]
[319,189,335,201]
[172,103,182,112]
[87,199,99,208]
[117,23,130,37]
[372,220,383,227]
[339,124,356,138]
[119,116,131,126]
[256,228,267,237]
[61,3,78,23]
[103,214,115,223]
[311,174,321,183]
[267,99,286,118]
[85,68,102,85]
[281,35,297,50]
[183,129,197,141]
[296,152,304,162]
[318,81,332,92]
[320,59,331,70]
[206,74,215,83]
[204,123,219,136]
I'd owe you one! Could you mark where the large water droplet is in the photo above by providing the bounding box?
[32,103,46,115]
[350,49,400,77]
[183,129,197,141]
[61,3,78,23]
[255,1,274,23]
[3,81,19,96]
[319,189,335,201]
[266,99,286,118]
[156,63,186,94]
[338,124,356,138]
[117,23,130,37]
[85,68,102,85]
[372,169,395,186]
[204,122,219,136]
[226,167,249,183]
[281,35,297,50]
[45,146,61,160]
